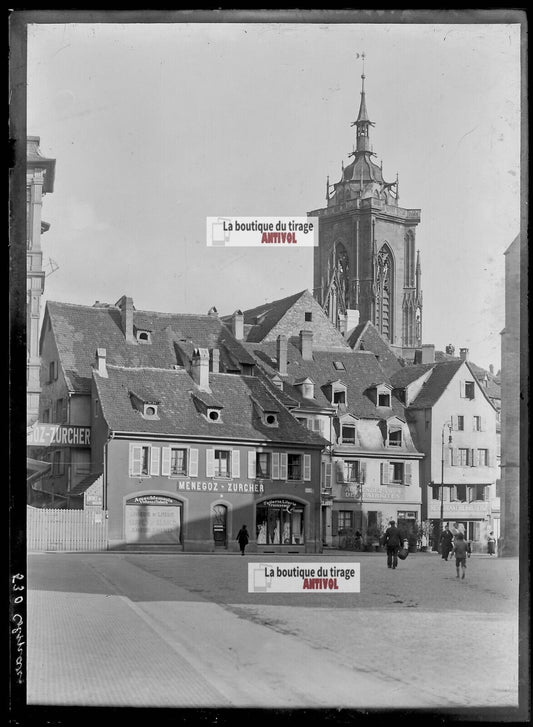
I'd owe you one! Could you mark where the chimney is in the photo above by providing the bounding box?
[338,313,347,337]
[299,330,313,361]
[459,347,469,361]
[116,295,135,343]
[413,349,422,364]
[344,309,360,338]
[489,364,494,375]
[445,344,455,356]
[296,378,315,400]
[207,306,218,317]
[277,335,288,376]
[421,344,435,364]
[231,310,244,340]
[210,348,220,373]
[95,348,108,378]
[191,348,210,390]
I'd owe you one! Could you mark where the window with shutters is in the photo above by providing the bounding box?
[256,452,271,478]
[214,450,231,477]
[129,445,151,477]
[391,462,404,483]
[338,511,353,533]
[464,381,475,399]
[287,454,302,481]
[344,461,360,483]
[170,448,188,476]
[457,448,470,466]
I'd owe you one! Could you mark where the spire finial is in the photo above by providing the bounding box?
[326,175,330,201]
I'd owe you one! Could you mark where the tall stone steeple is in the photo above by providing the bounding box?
[310,57,423,360]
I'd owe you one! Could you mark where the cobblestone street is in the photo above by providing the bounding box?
[25,550,520,713]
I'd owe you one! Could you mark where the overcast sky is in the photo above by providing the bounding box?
[27,20,521,371]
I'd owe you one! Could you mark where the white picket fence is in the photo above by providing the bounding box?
[27,506,108,551]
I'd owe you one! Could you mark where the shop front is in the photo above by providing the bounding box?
[428,499,491,552]
[256,498,306,548]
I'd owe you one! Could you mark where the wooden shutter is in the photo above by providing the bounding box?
[452,448,458,466]
[450,415,456,431]
[331,510,339,535]
[335,460,344,484]
[150,447,160,476]
[130,445,142,476]
[360,462,366,484]
[470,448,476,467]
[381,462,390,484]
[272,452,280,480]
[446,446,453,466]
[189,448,198,477]
[403,461,412,485]
[231,450,240,478]
[303,454,311,481]
[161,447,171,476]
[325,462,332,487]
[248,451,256,479]
[460,381,465,398]
[206,449,215,478]
[280,453,287,480]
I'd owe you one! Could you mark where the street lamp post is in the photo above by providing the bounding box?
[439,420,453,549]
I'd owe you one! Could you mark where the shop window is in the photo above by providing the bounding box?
[341,425,356,444]
[214,450,231,477]
[338,511,354,533]
[287,454,302,481]
[477,449,488,466]
[256,452,271,479]
[256,501,305,545]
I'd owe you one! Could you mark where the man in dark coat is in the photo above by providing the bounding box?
[440,525,454,561]
[383,520,403,569]
[236,525,249,556]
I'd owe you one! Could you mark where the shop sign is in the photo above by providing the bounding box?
[127,495,180,506]
[428,501,488,514]
[27,424,91,447]
[125,499,181,543]
[85,492,103,507]
[175,480,264,494]
[360,486,405,501]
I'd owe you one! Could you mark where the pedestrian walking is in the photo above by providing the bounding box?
[440,525,454,561]
[451,532,469,579]
[383,520,403,569]
[236,524,249,556]
[487,531,496,556]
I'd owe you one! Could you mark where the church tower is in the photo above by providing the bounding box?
[309,57,423,359]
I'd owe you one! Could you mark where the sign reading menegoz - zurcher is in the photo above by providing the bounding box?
[27,424,91,447]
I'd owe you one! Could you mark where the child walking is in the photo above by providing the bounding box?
[452,532,469,579]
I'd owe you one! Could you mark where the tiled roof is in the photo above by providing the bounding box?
[244,341,407,420]
[407,360,464,408]
[43,300,255,393]
[346,321,403,378]
[231,290,308,343]
[434,352,501,400]
[94,366,327,446]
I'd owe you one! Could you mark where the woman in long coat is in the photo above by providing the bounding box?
[236,525,249,555]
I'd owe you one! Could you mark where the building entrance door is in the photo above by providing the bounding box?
[213,504,227,547]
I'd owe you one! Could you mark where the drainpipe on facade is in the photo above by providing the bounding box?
[103,431,115,535]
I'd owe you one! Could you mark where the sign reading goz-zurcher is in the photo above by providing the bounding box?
[27,424,91,447]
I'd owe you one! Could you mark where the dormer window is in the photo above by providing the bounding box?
[388,428,402,447]
[207,408,221,422]
[341,425,356,444]
[143,404,159,419]
[333,390,346,405]
[136,330,152,344]
[263,413,278,427]
[378,392,391,407]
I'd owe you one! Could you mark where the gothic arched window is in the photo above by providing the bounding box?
[376,244,394,341]
[404,231,415,287]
